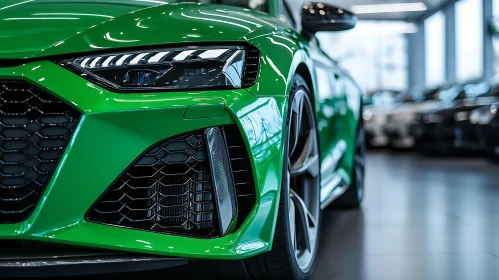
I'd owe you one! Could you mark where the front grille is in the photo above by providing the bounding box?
[0,80,81,223]
[88,125,256,238]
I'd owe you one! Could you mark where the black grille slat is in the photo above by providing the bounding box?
[223,126,256,230]
[0,80,81,223]
[242,46,260,87]
[87,131,219,237]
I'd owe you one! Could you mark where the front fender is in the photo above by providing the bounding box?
[246,32,315,97]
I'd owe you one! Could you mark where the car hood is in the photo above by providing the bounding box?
[0,0,280,60]
[390,101,450,115]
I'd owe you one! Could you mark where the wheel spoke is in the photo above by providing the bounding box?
[290,130,319,177]
[289,93,304,157]
[290,189,316,251]
[290,154,319,178]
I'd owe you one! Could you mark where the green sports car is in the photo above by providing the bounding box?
[0,0,365,278]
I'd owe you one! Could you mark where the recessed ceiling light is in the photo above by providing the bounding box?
[351,2,428,14]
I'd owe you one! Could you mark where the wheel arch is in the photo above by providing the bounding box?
[293,63,316,107]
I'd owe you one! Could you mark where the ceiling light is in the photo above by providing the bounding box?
[351,2,427,14]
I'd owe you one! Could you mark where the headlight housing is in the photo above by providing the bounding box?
[57,45,259,92]
[424,113,442,123]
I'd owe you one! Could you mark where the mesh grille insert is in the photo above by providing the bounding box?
[0,80,81,223]
[87,130,219,237]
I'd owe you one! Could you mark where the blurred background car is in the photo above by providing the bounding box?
[411,81,499,154]
[474,103,499,159]
[383,85,461,148]
[364,89,402,147]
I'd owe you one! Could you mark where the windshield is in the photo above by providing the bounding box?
[187,0,268,11]
[411,88,440,102]
[463,82,490,98]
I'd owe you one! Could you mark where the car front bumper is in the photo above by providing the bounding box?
[365,121,389,147]
[412,122,482,151]
[476,123,499,155]
[384,122,415,147]
[0,61,288,260]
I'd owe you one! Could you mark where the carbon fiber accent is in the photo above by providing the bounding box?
[0,241,188,277]
[0,80,81,223]
[205,127,237,235]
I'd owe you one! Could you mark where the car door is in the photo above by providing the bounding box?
[310,42,361,193]
[309,51,345,181]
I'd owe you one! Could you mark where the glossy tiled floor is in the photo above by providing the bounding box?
[313,151,499,280]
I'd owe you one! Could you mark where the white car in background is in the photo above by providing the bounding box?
[364,90,408,147]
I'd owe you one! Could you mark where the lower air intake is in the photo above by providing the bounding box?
[87,126,256,238]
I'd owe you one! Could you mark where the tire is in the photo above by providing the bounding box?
[219,75,321,280]
[332,114,366,209]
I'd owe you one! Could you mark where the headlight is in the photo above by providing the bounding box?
[57,46,259,92]
[469,111,480,124]
[491,104,497,115]
[470,105,497,125]
[363,110,373,121]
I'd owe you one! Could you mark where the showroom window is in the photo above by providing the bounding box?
[316,21,411,93]
[494,0,499,76]
[425,11,446,88]
[456,0,483,82]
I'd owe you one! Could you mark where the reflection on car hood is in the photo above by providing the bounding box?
[0,0,280,59]
[364,104,398,115]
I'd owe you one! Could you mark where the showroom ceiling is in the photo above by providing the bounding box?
[311,0,450,20]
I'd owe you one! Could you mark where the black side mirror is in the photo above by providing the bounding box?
[302,2,357,38]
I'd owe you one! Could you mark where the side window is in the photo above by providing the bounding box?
[315,66,334,99]
[344,76,361,99]
[280,1,297,29]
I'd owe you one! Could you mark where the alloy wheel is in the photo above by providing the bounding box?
[286,89,321,271]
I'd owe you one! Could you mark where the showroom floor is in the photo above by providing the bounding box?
[312,151,499,280]
[31,151,499,280]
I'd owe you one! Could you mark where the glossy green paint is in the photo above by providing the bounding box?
[0,0,361,259]
[0,0,284,59]
[0,61,287,258]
